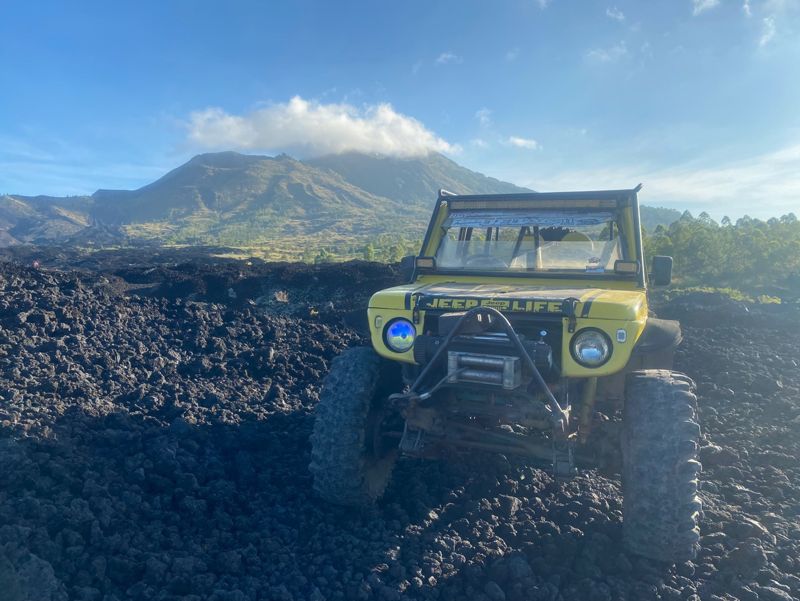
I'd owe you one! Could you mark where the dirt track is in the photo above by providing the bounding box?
[0,257,798,601]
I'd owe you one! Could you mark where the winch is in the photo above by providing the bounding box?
[414,330,555,387]
[447,350,521,389]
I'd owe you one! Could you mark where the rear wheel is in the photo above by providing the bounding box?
[622,370,702,563]
[309,347,401,506]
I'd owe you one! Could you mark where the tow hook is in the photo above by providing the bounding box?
[562,297,579,333]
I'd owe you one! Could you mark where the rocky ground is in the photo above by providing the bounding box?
[0,255,798,601]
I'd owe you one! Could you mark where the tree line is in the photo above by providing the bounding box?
[146,207,800,300]
[644,211,800,299]
[355,212,800,300]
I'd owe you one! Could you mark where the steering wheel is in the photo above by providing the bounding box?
[465,253,509,268]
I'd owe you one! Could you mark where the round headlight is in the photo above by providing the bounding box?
[384,318,416,353]
[570,328,612,367]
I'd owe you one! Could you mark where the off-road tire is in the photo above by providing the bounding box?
[622,370,702,563]
[310,347,400,507]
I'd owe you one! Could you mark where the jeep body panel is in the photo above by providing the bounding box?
[369,282,647,376]
[368,187,651,377]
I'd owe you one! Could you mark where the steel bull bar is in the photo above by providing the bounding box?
[391,305,572,434]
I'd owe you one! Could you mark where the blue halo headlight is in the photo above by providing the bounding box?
[384,318,416,353]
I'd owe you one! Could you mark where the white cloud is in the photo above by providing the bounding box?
[522,144,800,217]
[435,52,463,65]
[759,16,777,45]
[636,41,655,66]
[743,0,753,17]
[585,41,628,62]
[765,0,800,10]
[470,138,489,149]
[505,48,520,61]
[508,136,540,150]
[475,108,493,128]
[692,0,720,15]
[535,0,551,9]
[606,6,625,21]
[753,0,800,47]
[186,96,458,158]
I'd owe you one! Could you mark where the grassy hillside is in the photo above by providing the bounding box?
[95,152,430,248]
[1,151,683,256]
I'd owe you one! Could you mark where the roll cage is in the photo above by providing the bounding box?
[416,186,646,287]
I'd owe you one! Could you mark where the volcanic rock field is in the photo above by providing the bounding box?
[0,253,798,601]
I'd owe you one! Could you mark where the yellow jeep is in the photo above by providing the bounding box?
[310,187,702,563]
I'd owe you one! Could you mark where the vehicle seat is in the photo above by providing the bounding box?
[511,247,543,269]
[561,231,592,243]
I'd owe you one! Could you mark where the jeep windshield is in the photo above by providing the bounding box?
[434,209,627,273]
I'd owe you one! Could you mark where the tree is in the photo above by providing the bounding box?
[648,211,800,298]
[363,243,375,261]
[314,248,332,264]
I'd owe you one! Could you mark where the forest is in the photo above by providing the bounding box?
[645,211,800,301]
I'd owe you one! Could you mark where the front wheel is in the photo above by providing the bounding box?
[309,347,400,507]
[622,370,702,563]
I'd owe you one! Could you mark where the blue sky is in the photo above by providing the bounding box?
[1,0,799,218]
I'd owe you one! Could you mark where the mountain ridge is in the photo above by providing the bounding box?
[1,151,681,257]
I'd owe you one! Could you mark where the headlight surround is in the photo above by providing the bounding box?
[570,328,612,367]
[384,318,416,353]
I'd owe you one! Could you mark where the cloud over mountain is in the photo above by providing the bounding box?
[187,96,457,158]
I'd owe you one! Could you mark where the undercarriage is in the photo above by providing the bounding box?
[384,306,584,477]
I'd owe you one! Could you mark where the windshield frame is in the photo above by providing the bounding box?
[434,215,628,274]
[417,190,646,285]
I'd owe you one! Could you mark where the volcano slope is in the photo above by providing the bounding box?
[0,260,798,601]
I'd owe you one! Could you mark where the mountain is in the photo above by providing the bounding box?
[0,194,92,245]
[88,151,426,247]
[0,151,681,256]
[306,152,528,206]
[639,205,681,231]
[91,152,396,223]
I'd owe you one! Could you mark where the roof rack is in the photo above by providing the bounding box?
[437,185,642,203]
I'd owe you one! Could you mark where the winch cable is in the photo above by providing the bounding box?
[478,307,569,433]
[388,312,476,406]
[397,306,568,432]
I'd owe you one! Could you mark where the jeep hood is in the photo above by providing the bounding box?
[370,282,646,321]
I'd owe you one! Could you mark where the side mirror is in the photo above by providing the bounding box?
[399,255,416,282]
[651,255,673,286]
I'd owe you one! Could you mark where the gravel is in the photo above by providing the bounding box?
[0,258,798,601]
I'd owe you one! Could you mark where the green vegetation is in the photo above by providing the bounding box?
[9,150,797,299]
[243,210,800,302]
[658,286,782,305]
[645,211,800,300]
[3,152,680,249]
[638,205,681,231]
